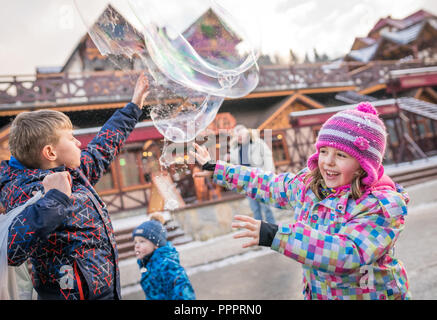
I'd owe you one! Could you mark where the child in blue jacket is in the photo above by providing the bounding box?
[0,73,149,300]
[133,213,195,300]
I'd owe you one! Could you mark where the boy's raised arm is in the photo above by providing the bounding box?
[79,73,149,185]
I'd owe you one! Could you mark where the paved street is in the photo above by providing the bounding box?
[186,202,437,300]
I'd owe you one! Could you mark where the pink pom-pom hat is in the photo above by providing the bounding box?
[307,101,387,186]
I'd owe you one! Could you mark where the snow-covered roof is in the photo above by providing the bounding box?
[289,99,396,117]
[389,65,437,78]
[381,21,425,45]
[347,43,379,63]
[359,37,377,46]
[289,97,437,122]
[348,17,437,62]
[36,66,63,74]
[335,90,377,104]
[368,9,435,35]
[398,97,437,121]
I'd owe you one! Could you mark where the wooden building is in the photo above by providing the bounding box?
[0,6,437,215]
[347,9,437,63]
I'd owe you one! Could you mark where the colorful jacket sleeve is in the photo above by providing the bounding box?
[7,190,72,266]
[79,102,142,185]
[271,190,408,275]
[163,260,195,300]
[212,160,302,210]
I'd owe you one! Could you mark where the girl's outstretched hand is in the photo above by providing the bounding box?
[190,143,213,178]
[232,215,261,248]
[190,143,211,165]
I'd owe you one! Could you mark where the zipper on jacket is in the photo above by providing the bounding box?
[73,260,85,300]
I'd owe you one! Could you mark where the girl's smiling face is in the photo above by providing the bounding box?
[318,146,361,189]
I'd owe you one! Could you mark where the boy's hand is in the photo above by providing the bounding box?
[232,215,261,248]
[131,72,150,109]
[42,172,72,197]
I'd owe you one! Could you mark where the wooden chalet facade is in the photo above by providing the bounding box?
[0,7,437,215]
[347,10,437,63]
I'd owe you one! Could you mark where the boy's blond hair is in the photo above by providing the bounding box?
[9,110,73,169]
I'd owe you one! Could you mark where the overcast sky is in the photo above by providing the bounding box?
[0,0,436,75]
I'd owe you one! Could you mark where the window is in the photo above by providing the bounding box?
[415,116,435,139]
[141,141,161,183]
[385,119,400,146]
[266,130,289,166]
[94,165,115,192]
[118,150,141,187]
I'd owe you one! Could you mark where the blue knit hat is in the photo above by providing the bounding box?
[132,214,167,247]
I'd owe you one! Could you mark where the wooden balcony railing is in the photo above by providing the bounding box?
[0,60,433,107]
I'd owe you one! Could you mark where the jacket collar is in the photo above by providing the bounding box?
[9,156,26,170]
[137,251,154,269]
[9,156,68,173]
[320,181,350,198]
[319,182,350,214]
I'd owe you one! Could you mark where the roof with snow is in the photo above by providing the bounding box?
[368,9,435,35]
[348,42,379,63]
[380,21,425,45]
[397,97,437,121]
[334,90,377,104]
[347,12,437,63]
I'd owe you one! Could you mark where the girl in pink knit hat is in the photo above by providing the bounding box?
[191,102,411,300]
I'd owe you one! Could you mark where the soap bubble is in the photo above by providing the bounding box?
[127,0,260,98]
[73,1,145,68]
[151,93,223,143]
[158,128,217,168]
[73,0,260,143]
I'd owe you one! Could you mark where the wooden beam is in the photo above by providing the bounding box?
[297,86,356,94]
[0,126,10,141]
[232,85,356,100]
[258,94,299,130]
[258,93,326,130]
[414,88,424,99]
[295,94,325,109]
[359,83,386,95]
[0,95,210,116]
[0,85,355,117]
[0,102,127,117]
[424,87,437,103]
[240,90,296,99]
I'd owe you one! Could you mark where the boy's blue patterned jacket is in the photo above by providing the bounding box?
[138,242,195,300]
[0,102,142,300]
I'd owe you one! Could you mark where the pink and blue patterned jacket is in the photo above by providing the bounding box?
[213,160,411,300]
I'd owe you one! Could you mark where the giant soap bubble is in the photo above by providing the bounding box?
[127,0,260,98]
[73,0,260,143]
